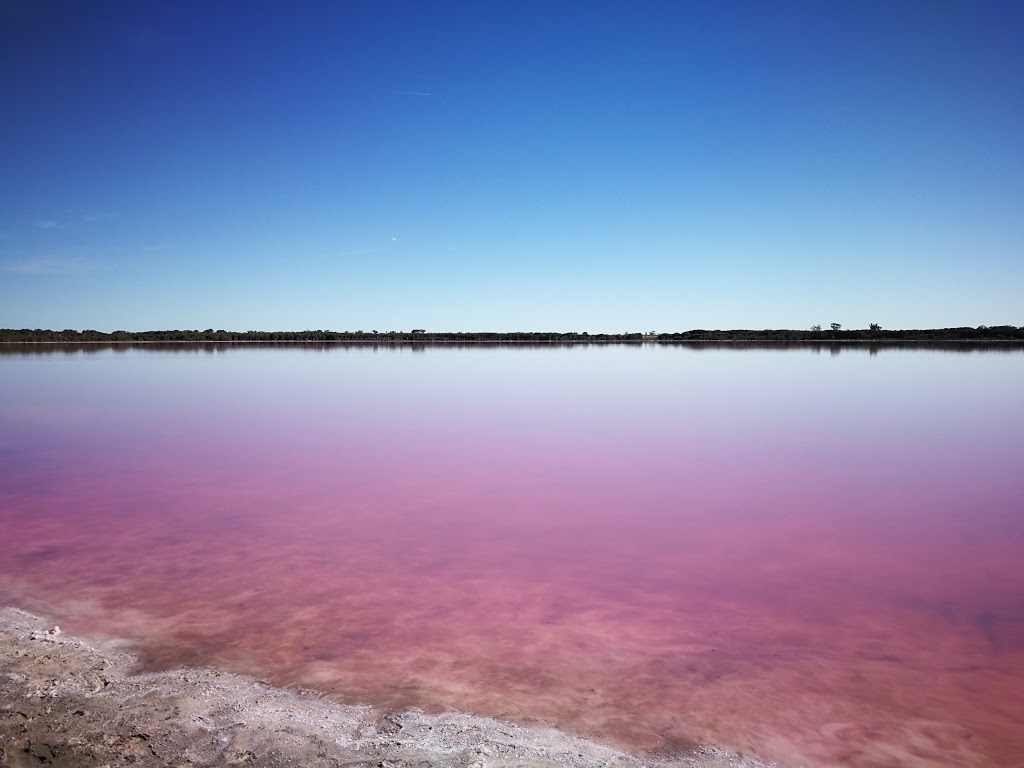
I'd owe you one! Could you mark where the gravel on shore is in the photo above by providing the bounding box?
[0,606,780,768]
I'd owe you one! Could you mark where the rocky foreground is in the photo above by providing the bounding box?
[0,607,777,768]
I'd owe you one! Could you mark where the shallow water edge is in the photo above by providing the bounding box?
[0,605,778,768]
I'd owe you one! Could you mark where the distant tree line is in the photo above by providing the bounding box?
[0,328,642,343]
[650,325,1024,341]
[1,326,1022,343]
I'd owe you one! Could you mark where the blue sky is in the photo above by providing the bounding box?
[1,1,1021,332]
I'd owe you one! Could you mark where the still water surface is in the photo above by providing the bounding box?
[1,344,1022,767]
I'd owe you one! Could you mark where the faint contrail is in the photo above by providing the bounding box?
[397,91,432,96]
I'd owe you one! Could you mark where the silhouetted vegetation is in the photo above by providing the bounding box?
[1,326,1022,344]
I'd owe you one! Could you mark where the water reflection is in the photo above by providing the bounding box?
[1,341,1021,356]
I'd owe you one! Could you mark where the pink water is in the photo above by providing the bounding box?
[1,344,1022,767]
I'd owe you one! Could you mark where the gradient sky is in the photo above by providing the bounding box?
[1,1,1021,332]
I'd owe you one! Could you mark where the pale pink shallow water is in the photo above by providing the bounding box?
[1,343,1023,768]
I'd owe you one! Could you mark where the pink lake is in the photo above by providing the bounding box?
[1,343,1022,767]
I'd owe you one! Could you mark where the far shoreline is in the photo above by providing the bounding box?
[2,325,1023,345]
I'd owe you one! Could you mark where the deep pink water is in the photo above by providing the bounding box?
[1,344,1022,767]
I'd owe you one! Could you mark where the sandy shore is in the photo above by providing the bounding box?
[0,607,779,768]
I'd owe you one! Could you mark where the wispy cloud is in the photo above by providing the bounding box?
[33,219,64,230]
[2,257,88,275]
[396,90,432,97]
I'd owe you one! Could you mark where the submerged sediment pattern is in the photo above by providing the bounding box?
[1,345,1022,767]
[3,607,765,768]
